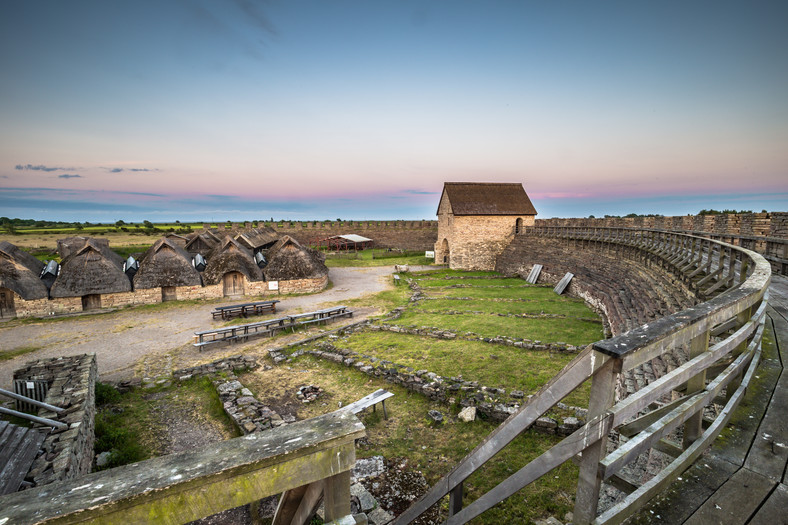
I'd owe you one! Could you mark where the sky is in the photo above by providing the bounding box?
[1,1,787,222]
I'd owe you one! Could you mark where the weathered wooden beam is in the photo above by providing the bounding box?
[0,411,365,525]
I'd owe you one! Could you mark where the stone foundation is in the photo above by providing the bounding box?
[13,354,97,487]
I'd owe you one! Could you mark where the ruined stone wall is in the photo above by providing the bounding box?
[267,220,438,251]
[13,354,97,487]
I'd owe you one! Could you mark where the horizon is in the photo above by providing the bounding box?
[2,1,787,221]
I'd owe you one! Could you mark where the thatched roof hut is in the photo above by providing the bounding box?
[235,226,280,252]
[133,238,202,289]
[185,232,220,255]
[202,237,263,285]
[264,236,328,281]
[0,241,48,300]
[50,238,131,298]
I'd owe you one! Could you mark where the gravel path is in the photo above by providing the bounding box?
[0,266,413,389]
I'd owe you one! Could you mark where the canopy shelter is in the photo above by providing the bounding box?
[317,234,374,251]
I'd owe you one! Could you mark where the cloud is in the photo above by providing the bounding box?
[402,189,439,195]
[58,174,82,179]
[103,167,158,173]
[15,164,74,172]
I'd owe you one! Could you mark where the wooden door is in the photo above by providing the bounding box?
[223,272,244,297]
[0,288,15,318]
[81,294,101,311]
[161,286,176,302]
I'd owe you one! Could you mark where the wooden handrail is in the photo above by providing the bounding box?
[396,225,771,525]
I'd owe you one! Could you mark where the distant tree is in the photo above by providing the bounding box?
[588,215,595,219]
[143,220,154,229]
[115,220,125,227]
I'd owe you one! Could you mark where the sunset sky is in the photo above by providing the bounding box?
[1,1,787,222]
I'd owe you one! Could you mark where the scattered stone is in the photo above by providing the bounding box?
[458,406,476,422]
[427,410,444,425]
[95,451,112,468]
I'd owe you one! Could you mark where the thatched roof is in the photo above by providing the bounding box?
[163,233,189,248]
[0,241,48,300]
[57,236,112,259]
[264,235,328,281]
[202,237,263,285]
[185,232,220,255]
[235,226,280,251]
[50,239,131,297]
[438,182,537,216]
[133,238,202,289]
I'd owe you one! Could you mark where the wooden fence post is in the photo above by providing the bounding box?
[574,355,620,524]
[323,470,352,522]
[682,330,711,448]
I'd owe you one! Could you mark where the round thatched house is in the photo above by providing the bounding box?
[184,230,221,256]
[202,236,263,296]
[0,241,48,317]
[133,238,202,301]
[264,235,328,281]
[50,238,131,310]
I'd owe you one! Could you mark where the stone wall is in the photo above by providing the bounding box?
[267,221,438,251]
[437,214,535,271]
[535,212,785,238]
[13,354,97,487]
[9,276,328,319]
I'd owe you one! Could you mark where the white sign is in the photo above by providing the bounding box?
[26,381,35,390]
[425,251,435,259]
[268,281,279,291]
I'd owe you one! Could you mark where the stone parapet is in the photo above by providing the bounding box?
[13,354,97,487]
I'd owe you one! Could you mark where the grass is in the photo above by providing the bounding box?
[324,249,432,267]
[240,355,580,524]
[333,331,591,407]
[392,310,603,345]
[414,276,534,287]
[92,377,238,471]
[0,345,42,362]
[413,297,600,318]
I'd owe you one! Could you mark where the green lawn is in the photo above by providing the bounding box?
[413,297,600,318]
[334,331,590,407]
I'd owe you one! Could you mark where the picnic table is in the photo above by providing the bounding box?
[211,300,279,320]
[194,306,353,350]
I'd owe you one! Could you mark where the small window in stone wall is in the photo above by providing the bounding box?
[515,217,523,234]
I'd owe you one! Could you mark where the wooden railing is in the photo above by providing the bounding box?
[0,411,365,525]
[396,226,771,525]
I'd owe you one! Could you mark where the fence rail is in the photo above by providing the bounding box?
[396,226,771,525]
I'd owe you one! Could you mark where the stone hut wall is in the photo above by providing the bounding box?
[13,354,97,487]
[9,275,328,318]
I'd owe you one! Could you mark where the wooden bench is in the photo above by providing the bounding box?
[339,389,394,420]
[211,300,279,320]
[194,306,353,350]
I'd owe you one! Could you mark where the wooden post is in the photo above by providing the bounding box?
[323,470,352,522]
[682,330,710,448]
[726,305,752,403]
[574,355,620,524]
[449,482,463,517]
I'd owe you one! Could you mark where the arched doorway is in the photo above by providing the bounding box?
[0,287,15,318]
[223,272,244,297]
[515,217,523,234]
[440,238,450,265]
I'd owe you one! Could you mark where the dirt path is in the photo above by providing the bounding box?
[0,266,410,389]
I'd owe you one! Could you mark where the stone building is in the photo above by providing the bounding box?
[434,182,537,270]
